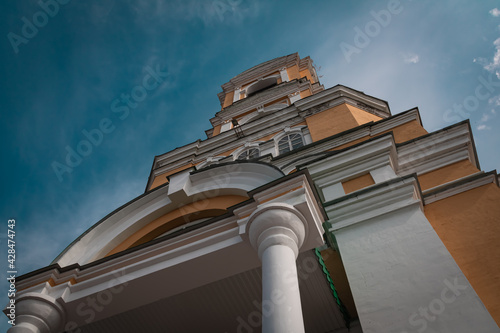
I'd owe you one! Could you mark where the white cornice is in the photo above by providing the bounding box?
[217,53,302,106]
[151,108,422,187]
[153,110,306,174]
[213,79,311,125]
[295,85,391,117]
[423,172,498,204]
[371,108,419,134]
[324,176,423,231]
[304,135,397,187]
[152,86,403,177]
[222,53,300,90]
[397,122,475,176]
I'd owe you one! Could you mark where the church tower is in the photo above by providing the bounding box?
[9,53,500,333]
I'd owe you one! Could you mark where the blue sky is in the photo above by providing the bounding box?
[1,0,500,330]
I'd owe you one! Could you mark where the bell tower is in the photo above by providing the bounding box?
[208,53,323,137]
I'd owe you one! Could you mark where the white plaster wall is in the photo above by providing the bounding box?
[333,205,499,333]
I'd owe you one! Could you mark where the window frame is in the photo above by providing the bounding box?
[273,128,306,156]
[236,147,260,161]
[277,133,304,154]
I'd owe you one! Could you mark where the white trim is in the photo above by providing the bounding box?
[214,79,311,125]
[237,102,289,126]
[150,91,409,182]
[397,122,474,176]
[243,74,280,97]
[305,135,397,200]
[280,67,289,82]
[325,177,422,231]
[220,120,232,133]
[423,172,496,204]
[289,91,301,104]
[195,155,226,170]
[231,142,261,161]
[233,87,241,102]
[295,85,390,118]
[273,126,306,156]
[55,163,283,266]
[220,53,301,94]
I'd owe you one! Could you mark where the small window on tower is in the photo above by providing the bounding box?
[278,133,304,155]
[236,148,260,160]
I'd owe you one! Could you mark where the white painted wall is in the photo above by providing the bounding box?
[333,204,499,333]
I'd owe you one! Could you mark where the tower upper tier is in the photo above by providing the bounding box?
[208,53,324,138]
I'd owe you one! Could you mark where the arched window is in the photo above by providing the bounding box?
[278,133,304,154]
[246,77,279,97]
[236,148,260,160]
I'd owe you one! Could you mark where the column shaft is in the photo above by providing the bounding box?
[261,244,305,333]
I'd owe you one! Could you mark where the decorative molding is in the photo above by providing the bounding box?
[247,203,307,259]
[280,67,289,82]
[217,53,302,107]
[230,141,262,160]
[295,85,391,118]
[153,88,406,178]
[396,122,474,176]
[213,79,311,125]
[149,103,467,196]
[56,163,284,266]
[301,135,397,201]
[423,171,498,204]
[11,293,66,333]
[324,176,422,232]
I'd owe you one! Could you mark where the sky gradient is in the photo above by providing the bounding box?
[1,0,500,330]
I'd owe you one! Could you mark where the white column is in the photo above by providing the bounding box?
[7,293,65,333]
[288,92,301,104]
[233,87,241,102]
[280,67,289,82]
[248,204,307,333]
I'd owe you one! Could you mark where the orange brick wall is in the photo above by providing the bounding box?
[306,103,382,142]
[342,173,375,194]
[418,160,480,191]
[425,183,500,326]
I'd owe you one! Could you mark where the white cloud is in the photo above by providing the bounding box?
[490,8,500,17]
[480,113,490,122]
[477,124,490,130]
[489,95,500,106]
[402,52,420,64]
[473,57,488,66]
[484,38,500,79]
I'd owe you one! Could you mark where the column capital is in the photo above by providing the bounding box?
[7,293,65,333]
[247,203,308,259]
